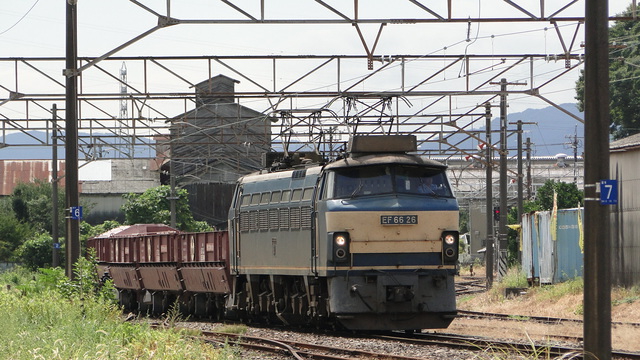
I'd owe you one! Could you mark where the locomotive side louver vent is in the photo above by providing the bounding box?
[292,169,307,179]
[290,207,301,229]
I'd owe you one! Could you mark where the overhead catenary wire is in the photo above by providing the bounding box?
[0,0,42,36]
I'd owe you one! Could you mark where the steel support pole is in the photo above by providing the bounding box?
[498,79,508,279]
[169,133,177,229]
[516,120,523,263]
[484,102,494,288]
[65,0,80,279]
[510,120,535,264]
[52,105,60,268]
[526,137,532,200]
[583,0,611,358]
[516,121,523,219]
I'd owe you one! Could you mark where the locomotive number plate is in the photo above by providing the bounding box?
[380,215,418,225]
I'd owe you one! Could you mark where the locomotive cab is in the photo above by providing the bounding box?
[313,135,460,330]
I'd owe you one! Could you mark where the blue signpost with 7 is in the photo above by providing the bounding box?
[599,180,618,205]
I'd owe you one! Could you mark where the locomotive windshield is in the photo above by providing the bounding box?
[324,164,453,199]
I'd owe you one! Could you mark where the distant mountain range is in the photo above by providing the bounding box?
[0,131,156,160]
[0,103,584,160]
[493,103,584,158]
[418,103,584,158]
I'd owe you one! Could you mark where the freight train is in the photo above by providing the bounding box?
[88,135,460,331]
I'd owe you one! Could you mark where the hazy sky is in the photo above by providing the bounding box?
[0,1,634,117]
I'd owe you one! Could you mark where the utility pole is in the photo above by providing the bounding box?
[65,0,80,279]
[584,0,611,358]
[493,78,525,279]
[168,128,178,229]
[51,105,60,268]
[566,126,581,183]
[498,79,509,280]
[510,120,536,263]
[484,102,494,289]
[510,121,535,218]
[525,137,533,200]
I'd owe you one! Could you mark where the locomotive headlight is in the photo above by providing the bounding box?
[444,234,456,245]
[331,232,350,263]
[441,231,459,265]
[335,235,347,246]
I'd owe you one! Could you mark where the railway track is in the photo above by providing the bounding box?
[199,327,640,360]
[375,332,640,360]
[455,276,487,296]
[457,309,640,328]
[201,330,428,360]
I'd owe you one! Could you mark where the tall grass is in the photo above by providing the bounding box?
[0,262,236,360]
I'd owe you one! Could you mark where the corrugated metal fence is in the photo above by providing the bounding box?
[522,208,584,284]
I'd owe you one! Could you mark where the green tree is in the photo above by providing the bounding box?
[121,185,212,232]
[10,180,66,236]
[506,180,583,265]
[459,208,469,234]
[80,220,122,242]
[15,232,63,270]
[575,3,640,140]
[0,214,34,261]
[531,180,583,211]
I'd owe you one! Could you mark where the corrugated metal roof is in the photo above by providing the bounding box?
[610,133,640,152]
[0,160,65,196]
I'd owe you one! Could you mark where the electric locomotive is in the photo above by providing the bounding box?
[226,135,460,330]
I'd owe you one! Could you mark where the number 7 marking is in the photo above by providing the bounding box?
[604,184,613,199]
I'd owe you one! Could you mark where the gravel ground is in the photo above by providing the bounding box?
[178,320,514,359]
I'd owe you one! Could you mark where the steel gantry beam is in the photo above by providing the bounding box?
[2,0,627,179]
[1,53,585,161]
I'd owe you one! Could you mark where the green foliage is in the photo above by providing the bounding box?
[504,180,583,265]
[459,208,469,234]
[191,220,214,232]
[501,265,529,289]
[0,267,228,360]
[54,249,117,303]
[121,185,212,232]
[0,180,68,262]
[10,180,66,235]
[15,232,64,270]
[532,277,584,302]
[575,4,640,140]
[484,266,530,302]
[216,324,248,335]
[80,220,122,242]
[531,180,583,211]
[0,212,34,261]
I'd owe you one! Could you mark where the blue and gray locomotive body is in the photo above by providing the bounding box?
[227,136,460,330]
[90,135,460,331]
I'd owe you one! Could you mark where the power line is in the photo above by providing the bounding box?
[0,0,41,36]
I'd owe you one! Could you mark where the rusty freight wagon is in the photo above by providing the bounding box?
[88,224,231,316]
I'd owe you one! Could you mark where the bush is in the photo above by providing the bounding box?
[15,232,62,270]
[0,272,227,359]
[0,213,34,262]
[0,258,232,359]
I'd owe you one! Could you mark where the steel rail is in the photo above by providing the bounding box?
[376,332,640,360]
[456,309,640,328]
[200,330,428,360]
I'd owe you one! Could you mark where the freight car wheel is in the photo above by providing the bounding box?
[118,290,137,311]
